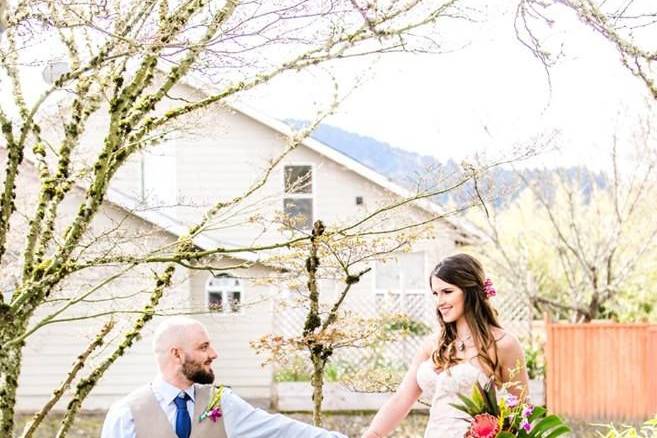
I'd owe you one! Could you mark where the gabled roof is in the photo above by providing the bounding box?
[176,71,479,243]
[104,189,262,262]
[228,101,479,243]
[0,143,262,263]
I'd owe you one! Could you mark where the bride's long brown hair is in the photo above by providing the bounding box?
[430,253,502,380]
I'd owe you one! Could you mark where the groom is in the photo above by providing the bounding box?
[101,316,347,438]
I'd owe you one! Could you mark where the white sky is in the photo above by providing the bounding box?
[241,2,655,170]
[3,1,654,171]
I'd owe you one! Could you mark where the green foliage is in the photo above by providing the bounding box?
[523,341,546,380]
[595,414,657,437]
[274,355,350,383]
[471,174,657,322]
[383,317,431,337]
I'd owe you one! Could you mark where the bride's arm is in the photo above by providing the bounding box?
[361,337,433,438]
[497,332,530,399]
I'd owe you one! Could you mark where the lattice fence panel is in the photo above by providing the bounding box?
[272,289,534,373]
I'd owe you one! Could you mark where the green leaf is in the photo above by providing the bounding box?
[471,384,485,409]
[451,393,483,416]
[529,415,569,438]
[528,405,547,422]
[449,401,475,416]
[482,380,500,416]
[497,432,516,438]
[543,424,572,438]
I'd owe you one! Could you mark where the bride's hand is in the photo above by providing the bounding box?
[361,430,384,438]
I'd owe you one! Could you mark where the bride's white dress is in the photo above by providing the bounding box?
[416,358,488,438]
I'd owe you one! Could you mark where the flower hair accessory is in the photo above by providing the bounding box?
[483,278,496,299]
[199,385,224,423]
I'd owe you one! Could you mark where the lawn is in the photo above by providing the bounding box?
[15,412,628,437]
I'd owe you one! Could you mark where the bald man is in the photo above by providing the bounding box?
[101,316,348,438]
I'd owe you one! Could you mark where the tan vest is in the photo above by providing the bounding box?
[128,384,227,438]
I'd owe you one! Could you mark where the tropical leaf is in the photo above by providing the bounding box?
[481,380,500,416]
[543,424,572,438]
[529,415,571,438]
[471,383,486,409]
[450,393,483,416]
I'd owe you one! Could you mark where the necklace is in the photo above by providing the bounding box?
[456,334,472,352]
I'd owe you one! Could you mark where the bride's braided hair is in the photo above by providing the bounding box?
[430,253,502,381]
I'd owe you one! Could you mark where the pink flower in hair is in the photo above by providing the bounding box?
[483,278,496,298]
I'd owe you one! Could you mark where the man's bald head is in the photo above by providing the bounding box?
[151,316,218,386]
[152,316,206,362]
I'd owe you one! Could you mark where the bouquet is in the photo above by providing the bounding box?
[450,379,571,438]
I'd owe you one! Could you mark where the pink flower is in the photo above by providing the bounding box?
[504,394,519,408]
[467,413,500,438]
[520,419,532,432]
[483,279,496,298]
[208,407,222,422]
[522,405,535,418]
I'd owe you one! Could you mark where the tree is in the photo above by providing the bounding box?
[0,0,477,435]
[251,216,435,426]
[517,0,657,100]
[472,132,657,323]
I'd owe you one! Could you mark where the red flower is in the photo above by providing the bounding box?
[466,413,500,438]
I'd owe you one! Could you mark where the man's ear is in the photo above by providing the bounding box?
[170,345,184,363]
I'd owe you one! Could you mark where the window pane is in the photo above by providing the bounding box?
[375,259,401,290]
[283,198,313,229]
[400,252,425,290]
[228,291,241,313]
[143,146,176,206]
[208,292,223,312]
[284,166,312,194]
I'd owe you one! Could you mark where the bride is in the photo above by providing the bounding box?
[362,253,529,438]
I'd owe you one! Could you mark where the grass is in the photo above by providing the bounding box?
[14,412,649,437]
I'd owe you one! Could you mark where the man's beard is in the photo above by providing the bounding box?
[182,357,215,384]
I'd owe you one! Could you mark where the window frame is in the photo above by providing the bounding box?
[204,273,244,315]
[282,163,316,230]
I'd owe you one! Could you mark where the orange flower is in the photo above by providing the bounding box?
[466,413,500,438]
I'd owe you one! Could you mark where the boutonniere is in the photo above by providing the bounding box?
[199,385,224,423]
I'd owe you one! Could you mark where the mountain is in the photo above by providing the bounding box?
[287,120,607,207]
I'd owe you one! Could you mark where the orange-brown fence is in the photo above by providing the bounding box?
[545,322,657,421]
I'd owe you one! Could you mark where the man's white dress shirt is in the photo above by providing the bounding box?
[101,375,348,438]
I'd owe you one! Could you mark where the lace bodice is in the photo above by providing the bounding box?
[416,359,489,438]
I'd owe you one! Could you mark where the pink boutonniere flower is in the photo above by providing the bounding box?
[199,386,224,423]
[208,407,222,422]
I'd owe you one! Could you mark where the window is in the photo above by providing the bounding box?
[374,252,427,320]
[140,144,176,206]
[205,273,242,313]
[283,165,313,229]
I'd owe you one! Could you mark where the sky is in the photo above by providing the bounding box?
[241,2,655,171]
[2,1,654,171]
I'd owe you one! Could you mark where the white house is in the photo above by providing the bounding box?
[5,77,475,412]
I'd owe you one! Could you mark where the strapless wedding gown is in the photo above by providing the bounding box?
[416,359,488,438]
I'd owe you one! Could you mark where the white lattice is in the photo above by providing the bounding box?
[272,288,533,374]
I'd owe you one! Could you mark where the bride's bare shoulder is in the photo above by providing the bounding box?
[492,328,523,356]
[419,330,441,357]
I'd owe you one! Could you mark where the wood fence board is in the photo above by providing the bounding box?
[546,323,657,421]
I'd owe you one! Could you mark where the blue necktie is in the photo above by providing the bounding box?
[174,393,192,438]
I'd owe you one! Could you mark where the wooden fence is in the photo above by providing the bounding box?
[545,322,657,421]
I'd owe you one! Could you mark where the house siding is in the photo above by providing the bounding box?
[5,80,463,413]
